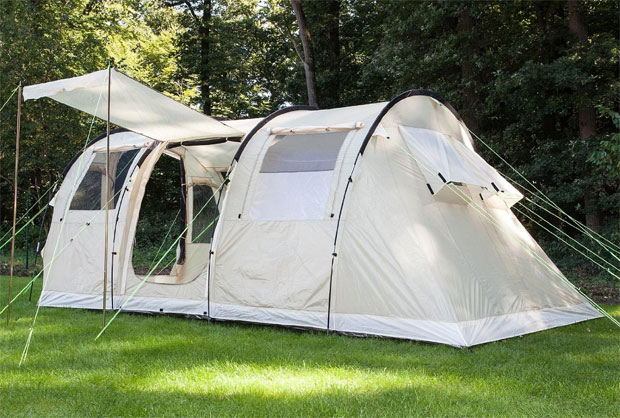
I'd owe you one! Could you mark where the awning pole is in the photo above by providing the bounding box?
[102,67,111,326]
[7,83,22,324]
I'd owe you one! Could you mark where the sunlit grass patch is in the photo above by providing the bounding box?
[1,276,619,417]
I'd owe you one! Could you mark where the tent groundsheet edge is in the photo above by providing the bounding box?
[39,291,209,316]
[333,302,602,347]
[40,291,602,347]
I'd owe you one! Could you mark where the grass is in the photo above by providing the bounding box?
[0,276,619,417]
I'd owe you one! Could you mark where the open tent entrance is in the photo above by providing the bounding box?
[131,149,222,285]
[132,153,184,278]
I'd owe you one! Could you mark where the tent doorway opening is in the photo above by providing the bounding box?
[131,150,221,285]
[132,153,184,279]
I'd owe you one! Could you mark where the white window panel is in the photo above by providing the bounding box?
[249,171,333,220]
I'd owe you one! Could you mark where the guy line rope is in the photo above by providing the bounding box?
[0,181,59,247]
[381,134,619,329]
[17,66,110,365]
[0,86,19,113]
[468,128,620,260]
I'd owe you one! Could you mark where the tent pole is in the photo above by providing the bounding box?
[102,67,111,326]
[7,84,22,324]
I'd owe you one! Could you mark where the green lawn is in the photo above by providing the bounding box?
[1,276,619,417]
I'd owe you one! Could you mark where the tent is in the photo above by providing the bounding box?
[26,70,601,347]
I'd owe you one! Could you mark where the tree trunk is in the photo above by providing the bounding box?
[568,0,588,43]
[534,2,563,138]
[457,5,480,136]
[567,0,602,231]
[324,0,340,107]
[200,0,212,115]
[291,0,318,107]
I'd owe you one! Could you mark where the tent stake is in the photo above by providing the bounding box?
[7,84,22,324]
[102,67,111,326]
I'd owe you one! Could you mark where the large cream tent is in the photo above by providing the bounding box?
[23,69,601,347]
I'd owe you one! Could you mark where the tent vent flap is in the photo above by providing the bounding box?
[399,126,522,207]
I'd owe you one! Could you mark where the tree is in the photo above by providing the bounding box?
[1,0,618,273]
[290,0,318,107]
[0,0,187,236]
[457,3,481,135]
[322,0,340,108]
[567,0,601,231]
[166,0,213,114]
[299,0,341,108]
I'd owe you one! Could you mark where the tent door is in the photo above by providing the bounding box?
[129,151,220,285]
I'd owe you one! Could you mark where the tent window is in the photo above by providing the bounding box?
[250,131,348,221]
[260,131,347,173]
[191,184,218,243]
[70,150,138,210]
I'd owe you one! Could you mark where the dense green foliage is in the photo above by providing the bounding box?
[0,0,618,274]
[0,277,618,416]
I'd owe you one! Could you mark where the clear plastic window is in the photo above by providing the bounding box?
[70,150,138,210]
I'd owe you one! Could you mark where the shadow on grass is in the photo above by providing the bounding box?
[1,278,619,416]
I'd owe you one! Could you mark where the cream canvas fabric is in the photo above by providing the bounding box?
[34,85,601,347]
[209,94,601,345]
[24,69,242,141]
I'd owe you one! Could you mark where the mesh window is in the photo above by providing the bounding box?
[191,184,218,243]
[260,131,348,173]
[70,149,139,210]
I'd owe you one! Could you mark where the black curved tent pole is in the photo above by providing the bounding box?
[60,128,129,177]
[327,89,467,330]
[358,89,468,156]
[231,105,318,163]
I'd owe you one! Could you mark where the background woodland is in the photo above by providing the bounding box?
[0,0,618,274]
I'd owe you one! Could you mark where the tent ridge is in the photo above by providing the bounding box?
[232,105,318,163]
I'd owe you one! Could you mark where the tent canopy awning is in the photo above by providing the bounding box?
[23,68,243,142]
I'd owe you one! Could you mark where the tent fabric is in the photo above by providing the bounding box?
[23,69,242,142]
[270,122,364,135]
[208,94,600,346]
[328,124,596,346]
[178,142,243,170]
[91,131,154,152]
[399,126,522,207]
[249,171,336,220]
[40,130,239,304]
[223,118,263,133]
[37,92,602,348]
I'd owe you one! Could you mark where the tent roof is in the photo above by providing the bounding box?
[23,69,243,142]
[222,118,263,133]
[233,93,476,163]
